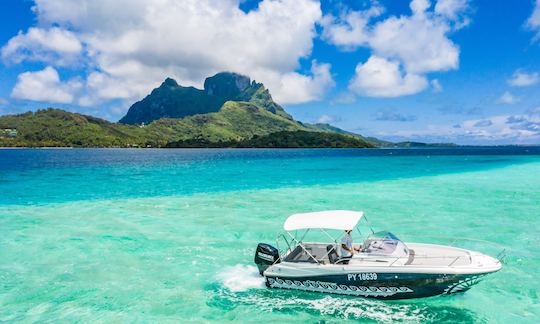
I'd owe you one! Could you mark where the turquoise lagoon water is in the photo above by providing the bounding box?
[1,148,539,322]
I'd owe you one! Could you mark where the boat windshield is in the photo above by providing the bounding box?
[362,231,409,256]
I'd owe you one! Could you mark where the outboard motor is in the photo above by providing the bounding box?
[254,243,280,275]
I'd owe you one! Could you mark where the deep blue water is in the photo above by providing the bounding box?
[1,147,540,205]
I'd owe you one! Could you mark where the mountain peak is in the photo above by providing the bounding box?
[204,72,250,97]
[162,77,179,87]
[119,71,291,124]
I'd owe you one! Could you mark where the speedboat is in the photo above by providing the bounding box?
[254,210,503,299]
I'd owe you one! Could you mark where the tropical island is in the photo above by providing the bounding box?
[0,72,451,148]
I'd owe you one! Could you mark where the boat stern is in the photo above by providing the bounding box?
[254,243,280,276]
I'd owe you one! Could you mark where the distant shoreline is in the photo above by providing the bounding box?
[0,146,75,149]
[1,145,539,149]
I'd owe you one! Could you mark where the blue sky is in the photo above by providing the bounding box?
[1,0,540,144]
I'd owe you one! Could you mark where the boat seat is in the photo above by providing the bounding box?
[326,245,339,264]
[284,245,318,263]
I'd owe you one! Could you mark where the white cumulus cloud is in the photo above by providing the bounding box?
[434,0,471,28]
[320,5,384,50]
[369,7,459,74]
[262,61,335,104]
[1,27,82,66]
[322,0,468,98]
[3,0,331,107]
[11,66,82,104]
[349,56,428,97]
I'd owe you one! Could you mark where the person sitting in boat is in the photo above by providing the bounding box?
[340,229,360,263]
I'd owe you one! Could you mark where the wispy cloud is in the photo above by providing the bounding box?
[497,91,518,104]
[507,70,539,87]
[375,111,417,122]
[506,107,540,134]
[377,110,540,144]
[525,0,540,41]
[437,104,482,115]
[330,92,356,105]
[431,79,443,93]
[473,119,493,127]
[317,114,342,124]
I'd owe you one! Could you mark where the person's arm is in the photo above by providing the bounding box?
[341,243,354,254]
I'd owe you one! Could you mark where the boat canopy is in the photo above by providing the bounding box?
[283,210,364,231]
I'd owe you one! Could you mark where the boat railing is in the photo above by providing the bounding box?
[345,251,500,268]
[275,233,292,256]
[374,252,498,268]
[403,234,509,264]
[274,233,508,267]
[403,234,506,247]
[361,234,508,267]
[496,248,508,263]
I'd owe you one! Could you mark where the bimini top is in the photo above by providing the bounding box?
[283,210,364,231]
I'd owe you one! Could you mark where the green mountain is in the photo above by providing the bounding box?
[0,71,438,148]
[145,101,304,145]
[119,72,291,124]
[0,109,147,147]
[0,107,371,148]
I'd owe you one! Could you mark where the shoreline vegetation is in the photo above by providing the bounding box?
[0,144,535,149]
[0,108,457,149]
[0,72,456,149]
[0,108,375,148]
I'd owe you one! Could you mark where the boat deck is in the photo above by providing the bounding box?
[283,242,473,267]
[404,243,471,267]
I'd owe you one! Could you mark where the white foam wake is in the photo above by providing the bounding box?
[216,264,266,292]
